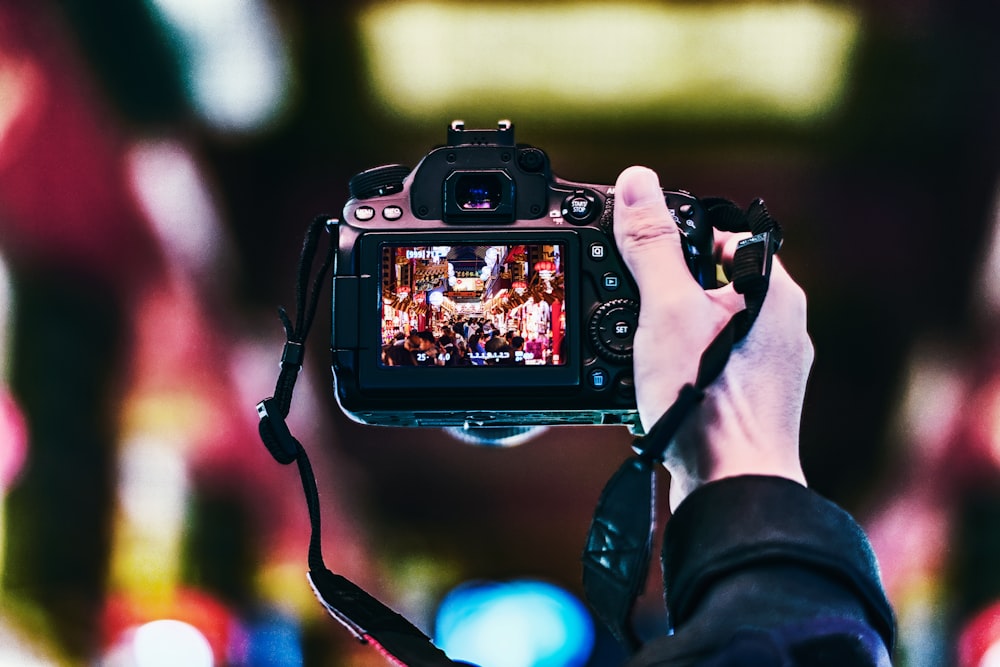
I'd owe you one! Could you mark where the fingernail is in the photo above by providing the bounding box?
[618,167,662,208]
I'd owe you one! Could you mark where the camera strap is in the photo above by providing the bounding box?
[581,198,782,651]
[256,217,468,666]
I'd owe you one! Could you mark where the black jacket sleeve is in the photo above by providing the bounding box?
[625,475,895,667]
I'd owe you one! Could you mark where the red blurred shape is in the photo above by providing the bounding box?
[958,600,1000,667]
[0,386,28,489]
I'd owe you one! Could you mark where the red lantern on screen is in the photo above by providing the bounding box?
[534,261,556,280]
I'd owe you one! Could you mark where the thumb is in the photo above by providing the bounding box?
[613,166,701,296]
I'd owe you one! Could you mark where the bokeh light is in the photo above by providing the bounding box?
[126,619,214,667]
[358,2,860,122]
[143,0,293,132]
[435,580,595,667]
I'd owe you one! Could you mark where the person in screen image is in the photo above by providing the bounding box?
[525,335,546,366]
[414,330,438,366]
[381,331,407,365]
[384,331,423,366]
[438,334,458,366]
[467,331,486,366]
[452,321,467,347]
[510,336,526,365]
[484,329,511,365]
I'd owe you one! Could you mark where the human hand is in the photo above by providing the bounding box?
[613,166,812,510]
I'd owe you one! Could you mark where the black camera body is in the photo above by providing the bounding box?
[330,121,715,434]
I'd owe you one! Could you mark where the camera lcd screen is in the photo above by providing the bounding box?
[380,243,566,368]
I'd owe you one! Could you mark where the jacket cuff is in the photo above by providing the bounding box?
[662,475,895,651]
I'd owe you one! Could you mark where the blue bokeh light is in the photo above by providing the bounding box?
[435,580,595,667]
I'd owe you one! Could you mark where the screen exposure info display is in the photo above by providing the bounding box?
[379,243,566,368]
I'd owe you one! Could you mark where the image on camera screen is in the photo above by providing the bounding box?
[380,243,566,368]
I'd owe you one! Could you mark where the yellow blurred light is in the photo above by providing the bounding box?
[254,562,323,617]
[358,2,860,122]
[110,436,189,597]
[0,624,57,666]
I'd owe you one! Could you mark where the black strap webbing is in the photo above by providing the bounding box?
[256,217,470,667]
[581,198,782,651]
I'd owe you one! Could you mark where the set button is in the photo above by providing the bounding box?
[610,319,632,339]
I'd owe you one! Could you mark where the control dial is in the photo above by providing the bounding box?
[349,164,411,200]
[588,298,640,363]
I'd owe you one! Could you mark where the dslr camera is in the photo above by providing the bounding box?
[330,120,715,435]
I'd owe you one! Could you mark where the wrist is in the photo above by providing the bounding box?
[664,393,807,511]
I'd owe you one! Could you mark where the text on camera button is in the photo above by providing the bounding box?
[562,191,598,224]
[590,243,607,260]
[354,206,376,221]
[382,205,403,220]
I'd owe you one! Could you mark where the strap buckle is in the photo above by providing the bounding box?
[281,341,305,368]
[256,397,299,465]
[732,230,780,296]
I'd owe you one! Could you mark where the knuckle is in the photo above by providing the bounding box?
[615,212,679,255]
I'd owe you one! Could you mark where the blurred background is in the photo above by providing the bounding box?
[0,0,998,665]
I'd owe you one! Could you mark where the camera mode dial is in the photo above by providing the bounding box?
[589,298,640,363]
[349,164,411,200]
[517,147,546,173]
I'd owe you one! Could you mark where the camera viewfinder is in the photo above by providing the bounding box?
[444,170,515,222]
